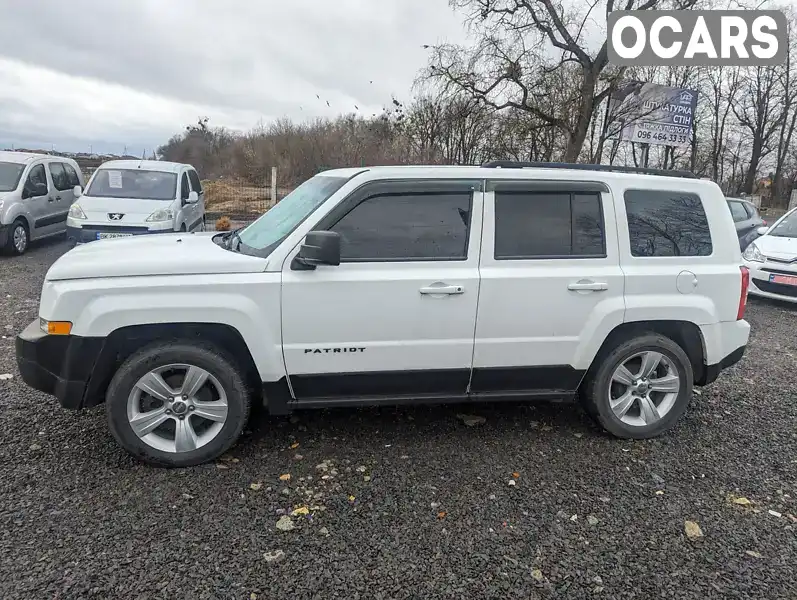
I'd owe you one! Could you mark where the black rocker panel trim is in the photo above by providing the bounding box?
[289,368,470,399]
[469,365,585,394]
[35,211,69,228]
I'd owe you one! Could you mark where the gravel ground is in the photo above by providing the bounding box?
[1,238,795,600]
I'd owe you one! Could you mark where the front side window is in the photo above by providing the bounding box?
[625,189,712,257]
[49,162,71,192]
[181,173,190,199]
[187,170,203,194]
[494,190,605,259]
[0,162,25,192]
[86,169,177,201]
[330,191,472,261]
[237,174,349,252]
[24,164,48,196]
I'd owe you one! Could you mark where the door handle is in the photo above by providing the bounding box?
[568,281,608,291]
[419,284,464,295]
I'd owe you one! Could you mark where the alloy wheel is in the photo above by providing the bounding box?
[127,363,229,453]
[608,351,681,427]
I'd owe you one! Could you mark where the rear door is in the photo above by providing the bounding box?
[472,180,625,397]
[47,162,75,232]
[280,179,483,401]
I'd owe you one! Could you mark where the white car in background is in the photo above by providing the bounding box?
[0,151,85,255]
[743,207,797,303]
[66,160,205,244]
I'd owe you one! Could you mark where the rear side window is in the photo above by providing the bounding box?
[63,163,81,187]
[330,191,472,261]
[494,191,605,259]
[48,163,71,192]
[728,201,748,222]
[625,190,712,257]
[187,169,203,194]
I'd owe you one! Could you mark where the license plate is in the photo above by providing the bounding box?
[770,274,797,286]
[97,232,133,240]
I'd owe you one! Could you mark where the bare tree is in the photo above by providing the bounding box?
[732,66,784,194]
[424,0,699,162]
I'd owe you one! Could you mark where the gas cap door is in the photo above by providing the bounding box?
[676,270,698,294]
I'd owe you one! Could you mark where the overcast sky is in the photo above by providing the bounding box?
[0,0,467,155]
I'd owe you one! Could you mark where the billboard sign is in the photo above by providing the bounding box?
[607,81,698,148]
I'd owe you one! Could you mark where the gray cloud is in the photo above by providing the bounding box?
[0,0,465,152]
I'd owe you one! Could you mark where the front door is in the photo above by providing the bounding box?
[471,181,625,396]
[22,163,56,239]
[281,180,483,401]
[187,169,205,230]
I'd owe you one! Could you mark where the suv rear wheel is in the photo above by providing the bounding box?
[106,342,251,467]
[581,333,693,439]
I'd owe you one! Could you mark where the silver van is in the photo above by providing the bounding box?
[0,151,86,255]
[66,160,205,244]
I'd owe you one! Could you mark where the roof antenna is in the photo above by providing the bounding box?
[138,150,145,169]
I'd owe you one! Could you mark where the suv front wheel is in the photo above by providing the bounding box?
[106,342,251,467]
[582,333,694,439]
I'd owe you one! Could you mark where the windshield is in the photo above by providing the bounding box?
[769,210,797,238]
[0,162,25,192]
[86,169,177,200]
[237,174,349,252]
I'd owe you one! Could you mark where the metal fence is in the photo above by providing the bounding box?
[203,170,291,223]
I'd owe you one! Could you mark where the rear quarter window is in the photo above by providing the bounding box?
[624,189,712,257]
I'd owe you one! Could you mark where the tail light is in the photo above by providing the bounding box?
[737,266,750,320]
[762,219,767,226]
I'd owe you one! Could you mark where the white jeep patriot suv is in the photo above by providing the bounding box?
[16,162,751,467]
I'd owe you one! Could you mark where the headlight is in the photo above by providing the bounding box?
[68,203,87,219]
[743,242,764,262]
[0,199,5,211]
[146,208,174,222]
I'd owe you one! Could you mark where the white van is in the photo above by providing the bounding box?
[66,160,205,244]
[0,151,85,255]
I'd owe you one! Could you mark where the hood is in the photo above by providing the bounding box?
[46,232,268,281]
[76,195,173,218]
[757,234,797,261]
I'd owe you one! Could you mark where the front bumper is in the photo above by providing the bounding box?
[15,320,105,409]
[745,260,797,304]
[67,224,175,244]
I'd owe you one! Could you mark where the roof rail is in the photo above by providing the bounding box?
[480,160,699,179]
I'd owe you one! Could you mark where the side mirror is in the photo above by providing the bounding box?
[292,231,340,270]
[756,226,768,236]
[187,191,199,204]
[73,185,82,198]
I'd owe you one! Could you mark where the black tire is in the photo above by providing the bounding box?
[581,333,693,439]
[4,218,29,255]
[106,342,251,467]
[180,224,187,232]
